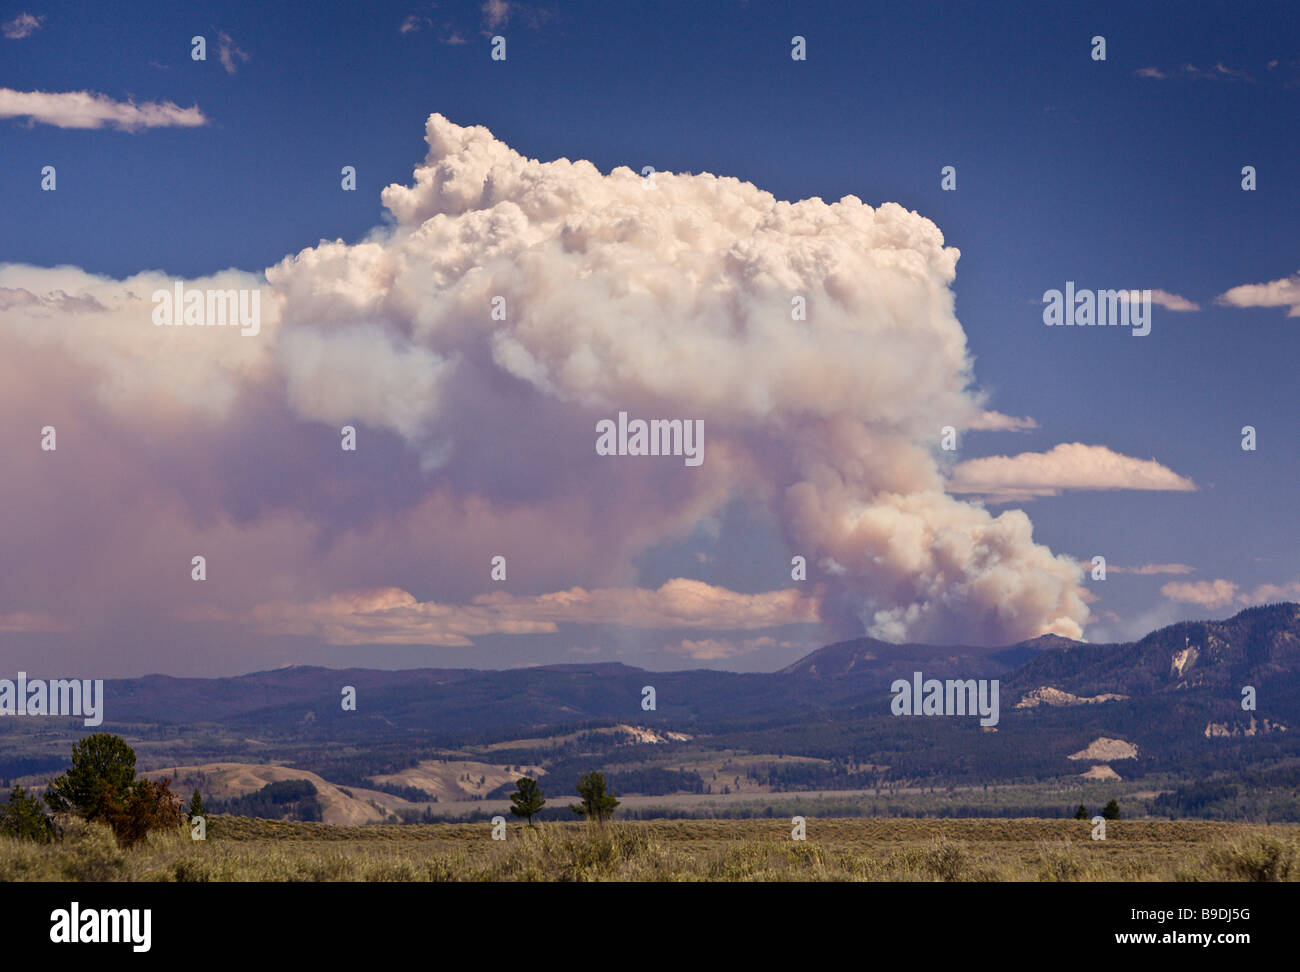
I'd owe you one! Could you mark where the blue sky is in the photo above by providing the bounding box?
[2,0,1298,675]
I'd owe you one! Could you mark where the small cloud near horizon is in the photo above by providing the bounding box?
[1161,578,1300,610]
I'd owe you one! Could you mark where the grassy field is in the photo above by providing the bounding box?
[3,815,1300,881]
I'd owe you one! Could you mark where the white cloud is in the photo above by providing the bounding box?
[948,443,1196,501]
[968,410,1038,432]
[667,635,811,661]
[1216,271,1300,317]
[1161,578,1300,610]
[0,264,276,418]
[1109,288,1199,311]
[0,88,206,130]
[0,112,1098,649]
[223,580,820,646]
[1148,289,1200,312]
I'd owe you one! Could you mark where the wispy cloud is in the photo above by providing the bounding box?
[2,12,43,39]
[1134,62,1254,82]
[1107,563,1196,576]
[217,30,250,75]
[200,580,821,646]
[478,1,551,34]
[668,635,812,661]
[968,410,1038,432]
[482,0,511,29]
[0,610,69,632]
[400,13,431,34]
[1147,289,1200,312]
[400,6,470,44]
[0,88,207,130]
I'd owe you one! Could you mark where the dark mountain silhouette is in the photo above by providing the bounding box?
[5,604,1298,792]
[86,604,1300,736]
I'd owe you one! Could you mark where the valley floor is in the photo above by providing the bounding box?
[3,816,1298,882]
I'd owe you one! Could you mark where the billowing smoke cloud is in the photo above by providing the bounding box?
[266,114,1090,643]
[1,113,1093,663]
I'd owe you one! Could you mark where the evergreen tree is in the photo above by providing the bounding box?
[509,776,546,825]
[43,734,185,846]
[44,733,137,817]
[1102,798,1122,820]
[0,786,54,843]
[569,771,619,822]
[1073,804,1089,820]
[188,788,206,821]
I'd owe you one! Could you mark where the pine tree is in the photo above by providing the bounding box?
[1102,798,1122,820]
[44,733,137,817]
[1073,804,1089,820]
[0,786,54,843]
[508,777,545,825]
[569,772,619,822]
[188,788,206,821]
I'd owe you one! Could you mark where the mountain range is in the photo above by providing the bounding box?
[4,603,1299,816]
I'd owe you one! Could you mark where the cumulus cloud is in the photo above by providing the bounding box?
[948,443,1196,502]
[0,112,1101,657]
[0,88,206,130]
[2,12,43,38]
[1216,271,1300,317]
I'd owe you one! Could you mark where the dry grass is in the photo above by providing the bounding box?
[2,815,1298,882]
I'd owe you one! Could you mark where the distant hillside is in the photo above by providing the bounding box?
[5,604,1300,801]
